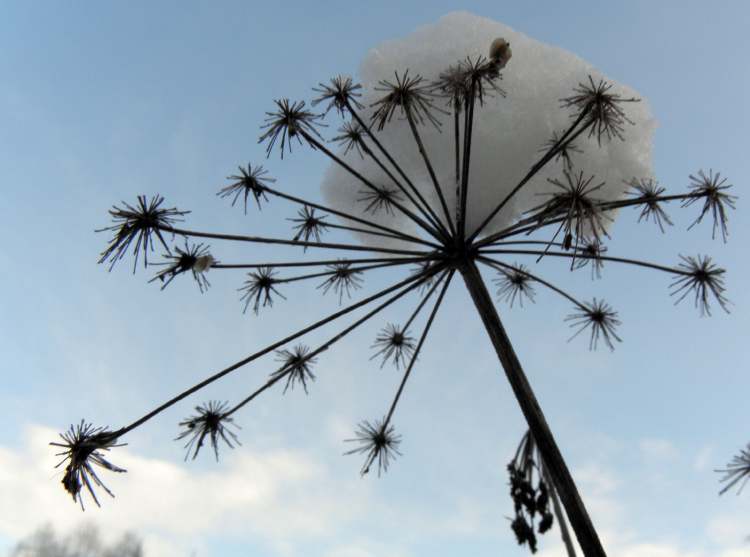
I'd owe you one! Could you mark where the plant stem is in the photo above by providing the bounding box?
[541,464,579,557]
[458,260,606,557]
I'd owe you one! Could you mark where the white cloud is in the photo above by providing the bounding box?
[694,445,714,472]
[1,424,369,554]
[638,438,679,461]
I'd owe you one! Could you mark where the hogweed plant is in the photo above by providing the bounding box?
[53,15,736,557]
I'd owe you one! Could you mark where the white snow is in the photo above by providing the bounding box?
[319,12,655,244]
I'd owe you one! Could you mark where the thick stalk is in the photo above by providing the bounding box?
[458,261,605,557]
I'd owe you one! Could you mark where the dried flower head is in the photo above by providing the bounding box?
[239,266,286,314]
[289,206,329,245]
[561,75,640,144]
[434,55,507,109]
[97,195,189,273]
[370,324,416,369]
[218,164,274,213]
[528,170,610,252]
[317,262,364,303]
[670,254,729,316]
[539,131,583,172]
[344,418,402,476]
[312,75,364,117]
[716,444,750,495]
[627,178,673,233]
[432,63,470,111]
[271,345,317,394]
[150,240,215,292]
[332,121,368,158]
[357,184,403,216]
[259,99,324,158]
[370,70,445,130]
[51,421,126,510]
[176,401,240,461]
[683,169,736,242]
[507,431,555,553]
[566,298,621,350]
[573,240,607,279]
[494,264,537,307]
[489,37,512,68]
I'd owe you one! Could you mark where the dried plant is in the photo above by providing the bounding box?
[59,31,737,557]
[717,443,750,495]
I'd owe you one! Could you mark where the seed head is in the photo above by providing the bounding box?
[332,121,368,158]
[312,75,364,117]
[370,70,446,131]
[239,266,286,314]
[716,444,750,495]
[493,264,536,307]
[670,254,729,316]
[566,298,622,351]
[561,75,640,145]
[50,421,126,510]
[218,164,274,213]
[357,184,403,216]
[344,418,402,476]
[317,262,364,304]
[176,401,240,462]
[289,206,329,246]
[627,178,673,233]
[683,169,736,242]
[97,195,189,273]
[370,324,416,369]
[271,345,317,394]
[150,240,215,292]
[259,99,324,158]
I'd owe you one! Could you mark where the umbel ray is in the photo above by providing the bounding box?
[52,31,735,557]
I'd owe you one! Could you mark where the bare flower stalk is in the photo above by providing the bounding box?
[60,31,736,557]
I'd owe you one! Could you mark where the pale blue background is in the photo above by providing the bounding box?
[0,1,748,556]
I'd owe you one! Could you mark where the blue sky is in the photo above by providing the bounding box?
[1,1,749,556]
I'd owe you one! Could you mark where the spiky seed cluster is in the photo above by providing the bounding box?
[370,70,446,130]
[717,443,750,495]
[176,401,240,461]
[528,170,610,251]
[344,418,402,476]
[566,298,621,351]
[317,262,364,303]
[670,254,729,316]
[358,184,403,215]
[239,266,285,314]
[370,324,416,369]
[539,131,583,171]
[560,75,640,144]
[259,99,324,158]
[507,431,555,554]
[332,121,367,158]
[289,206,329,245]
[683,169,736,242]
[311,75,364,116]
[218,164,274,213]
[572,240,607,279]
[271,345,317,394]
[494,264,536,307]
[150,240,215,292]
[432,55,507,110]
[627,178,673,232]
[51,421,126,510]
[97,195,189,273]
